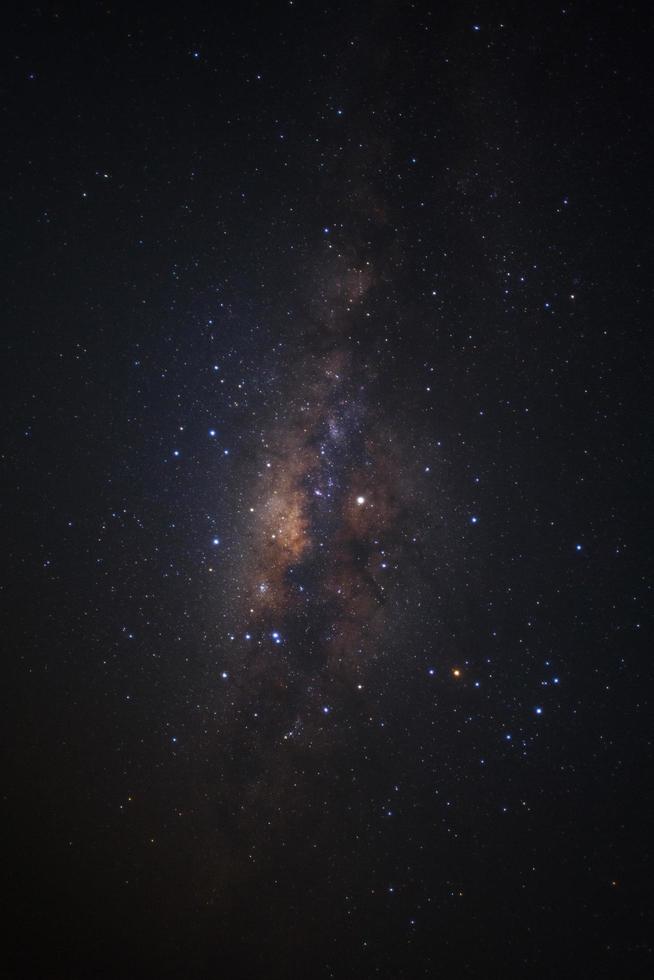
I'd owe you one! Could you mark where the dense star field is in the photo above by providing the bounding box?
[4,3,652,978]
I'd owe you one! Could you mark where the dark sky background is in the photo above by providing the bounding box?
[4,2,652,978]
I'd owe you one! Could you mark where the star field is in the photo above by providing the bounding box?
[4,3,652,978]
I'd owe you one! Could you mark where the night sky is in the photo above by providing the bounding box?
[4,3,653,978]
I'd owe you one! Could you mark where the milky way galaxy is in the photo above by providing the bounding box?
[6,5,651,978]
[212,241,444,761]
